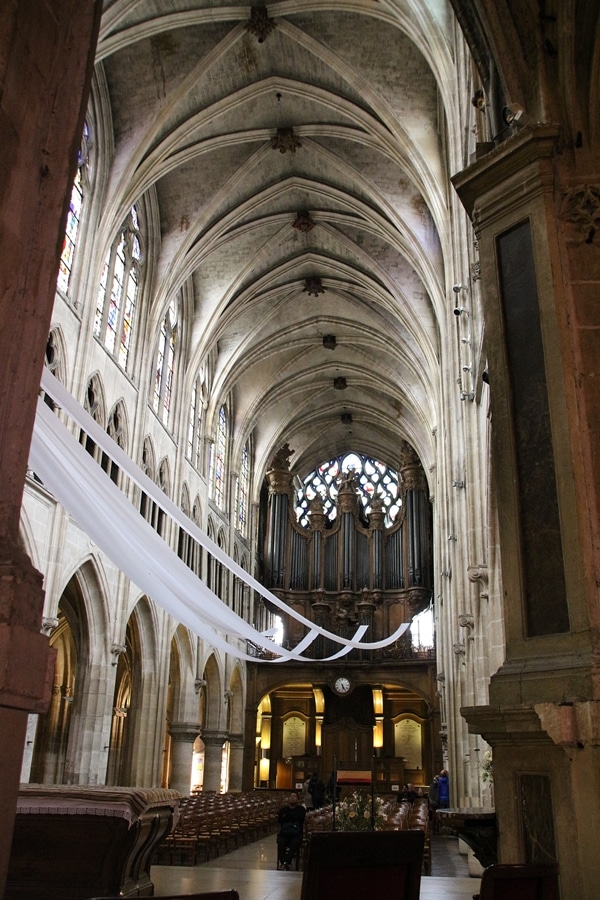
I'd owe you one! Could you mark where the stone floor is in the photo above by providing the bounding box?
[151,833,477,899]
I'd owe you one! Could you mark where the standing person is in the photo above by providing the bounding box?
[328,771,342,803]
[276,790,306,870]
[301,775,313,809]
[429,775,440,833]
[438,769,450,809]
[308,771,325,810]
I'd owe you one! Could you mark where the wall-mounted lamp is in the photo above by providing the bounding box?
[461,392,475,402]
[454,306,468,317]
[453,283,467,294]
[452,480,465,489]
[462,365,472,373]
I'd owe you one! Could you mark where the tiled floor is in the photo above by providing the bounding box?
[151,833,477,899]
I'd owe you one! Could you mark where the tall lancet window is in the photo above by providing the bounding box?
[237,442,250,535]
[187,369,206,471]
[214,405,227,509]
[152,297,178,426]
[94,204,143,371]
[57,121,90,295]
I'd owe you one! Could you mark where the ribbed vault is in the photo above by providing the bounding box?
[94,0,466,486]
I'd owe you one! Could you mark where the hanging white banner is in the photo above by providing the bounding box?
[30,369,409,662]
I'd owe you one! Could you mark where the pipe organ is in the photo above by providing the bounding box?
[263,443,433,656]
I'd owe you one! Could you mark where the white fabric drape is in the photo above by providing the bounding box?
[29,369,408,662]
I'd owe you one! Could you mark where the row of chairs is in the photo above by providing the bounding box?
[153,791,281,866]
[291,796,431,873]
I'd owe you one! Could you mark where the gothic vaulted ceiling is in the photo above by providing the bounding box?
[96,1,468,482]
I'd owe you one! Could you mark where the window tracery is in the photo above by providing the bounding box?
[213,405,228,509]
[94,204,143,371]
[152,297,178,426]
[57,121,90,296]
[236,442,250,536]
[295,451,401,528]
[187,369,206,471]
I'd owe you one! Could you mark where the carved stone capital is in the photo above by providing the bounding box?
[467,564,488,586]
[169,723,202,743]
[201,731,230,747]
[41,617,59,636]
[458,612,475,630]
[111,643,127,665]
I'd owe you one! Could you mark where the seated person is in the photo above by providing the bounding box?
[276,789,306,870]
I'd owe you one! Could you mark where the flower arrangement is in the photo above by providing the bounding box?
[481,749,494,783]
[336,789,386,832]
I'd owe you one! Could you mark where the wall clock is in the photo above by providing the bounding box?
[333,676,351,695]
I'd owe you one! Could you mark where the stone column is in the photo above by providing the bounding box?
[0,2,102,894]
[453,125,600,900]
[228,734,245,792]
[169,723,201,796]
[202,731,229,793]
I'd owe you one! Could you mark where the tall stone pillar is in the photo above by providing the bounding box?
[169,723,201,796]
[0,2,102,894]
[400,442,430,590]
[453,125,600,900]
[202,731,228,793]
[228,734,245,792]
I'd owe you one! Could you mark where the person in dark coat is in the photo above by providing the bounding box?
[397,782,418,804]
[276,790,306,870]
[308,771,325,809]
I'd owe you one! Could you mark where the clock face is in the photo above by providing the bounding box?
[334,676,351,694]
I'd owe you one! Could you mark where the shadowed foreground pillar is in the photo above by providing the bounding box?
[0,1,102,894]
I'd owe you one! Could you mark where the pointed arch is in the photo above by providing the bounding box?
[94,202,145,371]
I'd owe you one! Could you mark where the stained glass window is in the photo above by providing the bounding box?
[214,406,227,508]
[237,442,250,535]
[152,298,177,426]
[294,451,401,528]
[94,204,142,371]
[57,122,89,295]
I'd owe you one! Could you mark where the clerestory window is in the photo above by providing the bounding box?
[94,204,143,371]
[152,297,178,426]
[186,369,206,471]
[57,121,90,296]
[236,441,250,536]
[213,406,228,509]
